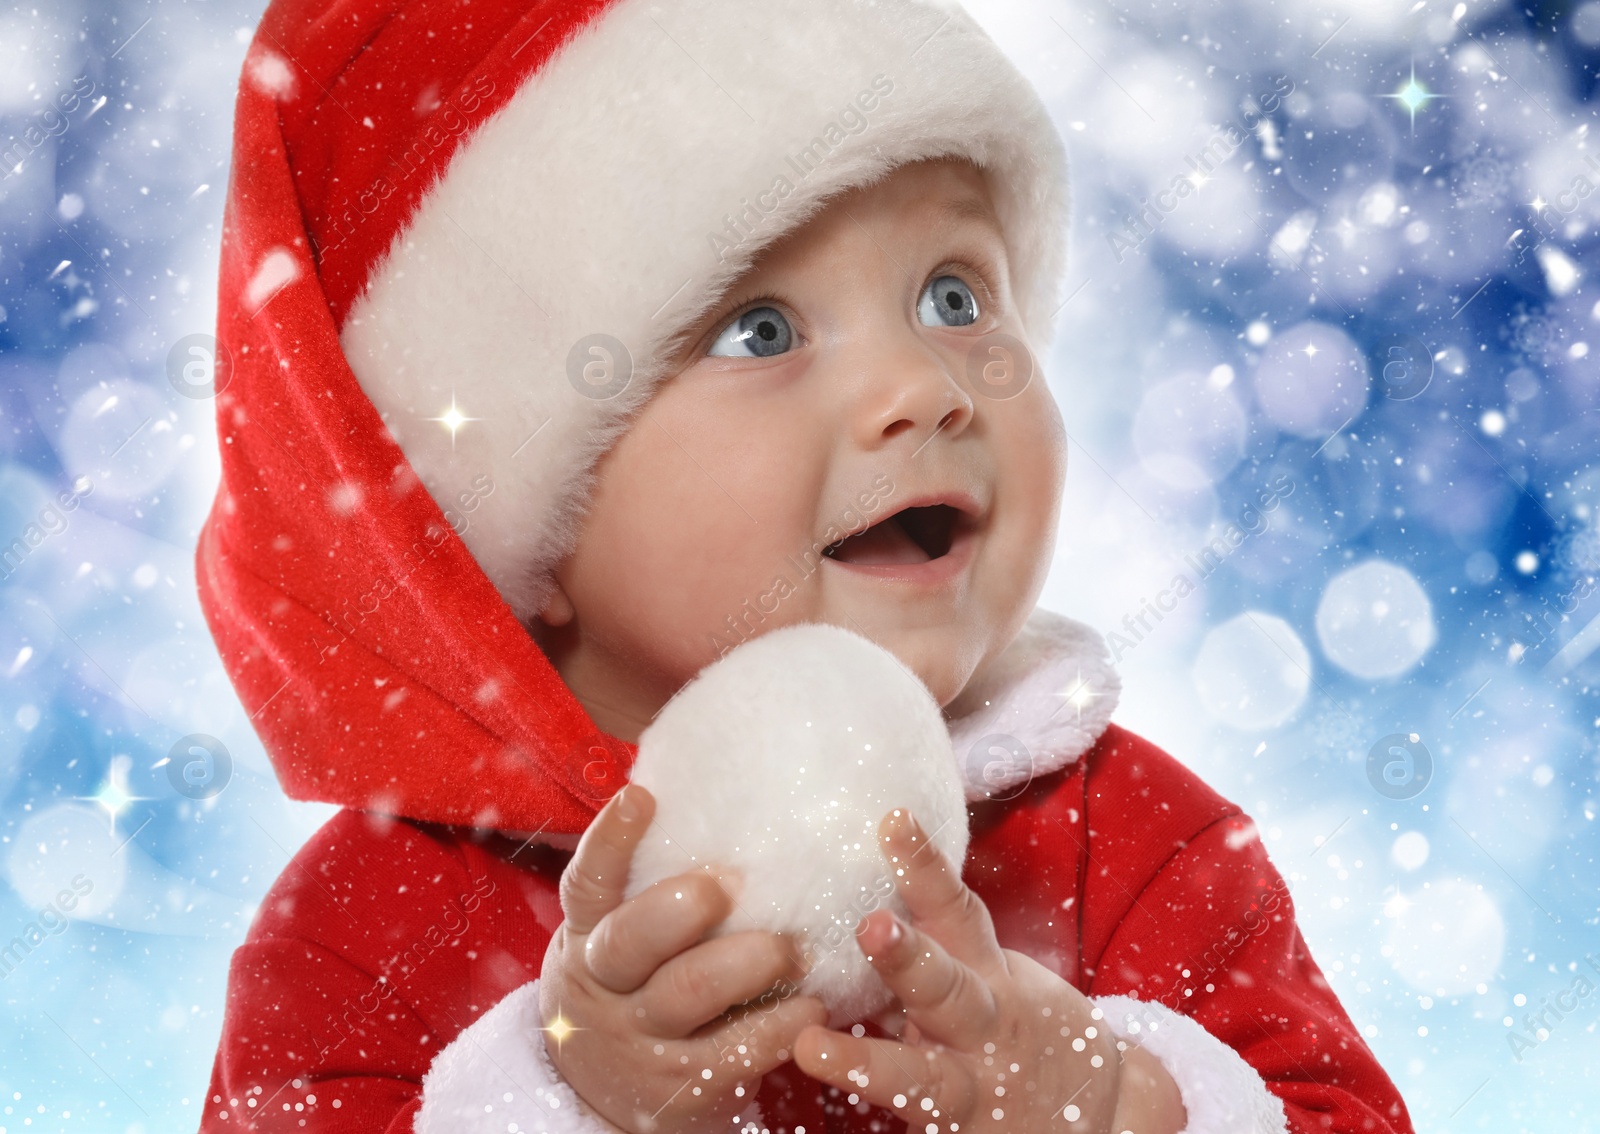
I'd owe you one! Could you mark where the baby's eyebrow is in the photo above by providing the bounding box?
[940,195,1000,228]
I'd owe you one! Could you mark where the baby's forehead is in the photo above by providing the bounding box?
[933,190,1004,231]
[835,156,1002,223]
[763,160,1005,261]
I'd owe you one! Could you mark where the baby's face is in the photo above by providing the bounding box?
[539,159,1066,740]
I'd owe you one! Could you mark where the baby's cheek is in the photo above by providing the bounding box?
[661,526,820,657]
[1009,397,1067,526]
[971,399,1062,624]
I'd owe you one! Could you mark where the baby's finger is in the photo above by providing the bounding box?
[585,870,735,992]
[857,907,998,1050]
[701,990,829,1080]
[559,783,654,936]
[880,808,1005,974]
[635,931,805,1038]
[793,1025,975,1125]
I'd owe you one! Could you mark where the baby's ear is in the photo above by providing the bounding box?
[535,583,577,628]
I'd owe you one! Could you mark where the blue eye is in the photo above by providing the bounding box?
[708,306,794,358]
[918,275,979,327]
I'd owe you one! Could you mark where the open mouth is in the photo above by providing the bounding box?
[822,503,966,565]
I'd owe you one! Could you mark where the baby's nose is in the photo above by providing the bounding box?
[849,339,975,449]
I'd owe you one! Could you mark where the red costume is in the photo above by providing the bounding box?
[195,1,1414,1130]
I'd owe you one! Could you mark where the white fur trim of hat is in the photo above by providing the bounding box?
[339,0,1070,620]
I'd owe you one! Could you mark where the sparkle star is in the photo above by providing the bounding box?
[428,394,479,450]
[543,1012,580,1050]
[1055,669,1103,723]
[75,754,151,835]
[1379,63,1444,133]
[1302,341,1320,359]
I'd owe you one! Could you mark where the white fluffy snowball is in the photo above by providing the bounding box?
[625,622,969,1027]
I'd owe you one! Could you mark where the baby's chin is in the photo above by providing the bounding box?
[835,619,986,709]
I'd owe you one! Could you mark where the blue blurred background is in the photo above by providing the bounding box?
[0,0,1596,1130]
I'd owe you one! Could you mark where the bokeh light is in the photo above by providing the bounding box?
[0,1,1596,1129]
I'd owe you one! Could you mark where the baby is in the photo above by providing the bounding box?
[530,157,1189,1132]
[196,1,1414,1132]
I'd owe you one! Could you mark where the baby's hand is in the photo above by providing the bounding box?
[538,784,827,1134]
[792,809,1187,1134]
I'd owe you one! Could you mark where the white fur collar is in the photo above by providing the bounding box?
[525,607,1119,850]
[944,606,1121,802]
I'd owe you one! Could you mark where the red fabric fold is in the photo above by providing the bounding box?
[195,727,1415,1133]
[198,0,635,835]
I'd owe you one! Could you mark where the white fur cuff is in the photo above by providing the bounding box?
[415,979,612,1133]
[415,979,770,1134]
[1094,995,1288,1134]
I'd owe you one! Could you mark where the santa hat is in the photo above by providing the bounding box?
[196,0,1075,834]
[313,0,1071,619]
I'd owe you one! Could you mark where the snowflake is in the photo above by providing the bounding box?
[1503,304,1561,361]
[1453,154,1510,208]
[1307,708,1368,761]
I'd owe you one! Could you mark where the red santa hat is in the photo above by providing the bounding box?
[198,0,1073,833]
[320,0,1068,618]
